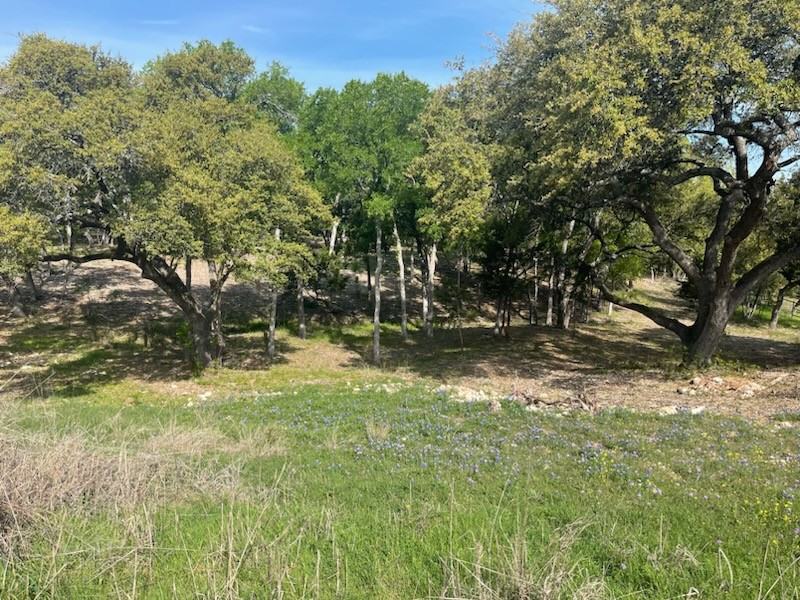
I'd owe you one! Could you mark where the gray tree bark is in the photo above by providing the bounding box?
[424,242,437,338]
[373,216,383,364]
[770,283,796,329]
[297,278,307,339]
[392,221,407,338]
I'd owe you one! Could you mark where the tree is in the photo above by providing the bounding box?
[412,85,492,337]
[298,74,429,361]
[492,0,800,365]
[125,97,322,367]
[0,207,48,317]
[241,62,307,134]
[1,36,321,368]
[141,39,254,106]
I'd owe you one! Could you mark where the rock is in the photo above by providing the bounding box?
[488,399,502,412]
[690,377,702,386]
[689,406,706,415]
[688,389,698,397]
[712,377,723,384]
[677,387,690,395]
[658,406,679,416]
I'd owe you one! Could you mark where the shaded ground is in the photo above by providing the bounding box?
[1,262,798,421]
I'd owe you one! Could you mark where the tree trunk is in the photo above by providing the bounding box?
[559,284,574,330]
[373,216,383,364]
[493,297,504,337]
[206,260,226,360]
[25,270,42,301]
[684,296,731,366]
[424,242,436,338]
[2,275,28,318]
[409,239,416,311]
[365,255,372,294]
[132,253,218,369]
[267,286,279,359]
[456,252,464,347]
[555,219,576,329]
[297,278,307,339]
[188,313,215,369]
[420,249,428,326]
[266,228,282,358]
[531,258,539,325]
[770,283,794,329]
[393,221,407,338]
[185,257,192,291]
[329,218,339,256]
[546,256,555,326]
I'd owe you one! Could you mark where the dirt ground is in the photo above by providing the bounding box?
[1,261,798,422]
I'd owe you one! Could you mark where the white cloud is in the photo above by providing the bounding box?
[242,25,265,34]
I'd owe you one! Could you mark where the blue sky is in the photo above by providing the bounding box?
[0,1,543,90]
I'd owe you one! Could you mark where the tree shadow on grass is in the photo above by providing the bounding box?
[319,314,799,386]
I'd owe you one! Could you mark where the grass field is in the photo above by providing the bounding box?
[1,270,799,598]
[1,381,799,598]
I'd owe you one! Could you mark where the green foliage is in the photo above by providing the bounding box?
[0,206,48,278]
[0,35,135,226]
[142,39,255,105]
[126,97,322,269]
[412,87,492,248]
[298,73,429,245]
[241,62,307,134]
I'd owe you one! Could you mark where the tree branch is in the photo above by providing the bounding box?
[596,280,690,343]
[731,245,800,308]
[620,197,702,285]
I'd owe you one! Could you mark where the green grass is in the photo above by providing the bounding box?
[1,383,799,598]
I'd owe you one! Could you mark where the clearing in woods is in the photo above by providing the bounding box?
[0,261,798,598]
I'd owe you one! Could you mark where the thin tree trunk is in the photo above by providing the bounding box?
[456,252,464,348]
[793,300,798,319]
[329,218,339,256]
[185,257,192,291]
[494,297,503,337]
[421,277,428,326]
[409,239,416,317]
[267,286,278,359]
[556,219,576,328]
[608,301,614,315]
[420,243,428,325]
[365,255,372,294]
[373,216,383,364]
[297,278,306,339]
[424,242,436,338]
[770,283,794,329]
[25,270,42,301]
[267,228,281,359]
[393,220,407,338]
[560,284,575,330]
[532,258,539,324]
[546,256,555,326]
